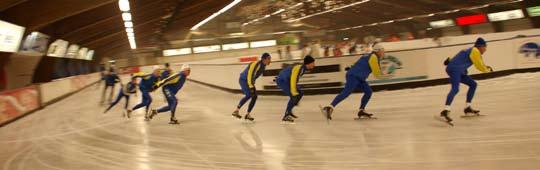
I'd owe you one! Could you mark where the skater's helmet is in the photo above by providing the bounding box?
[372,43,385,52]
[474,38,487,47]
[261,52,271,60]
[181,64,190,71]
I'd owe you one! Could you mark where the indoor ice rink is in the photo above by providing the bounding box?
[1,0,540,170]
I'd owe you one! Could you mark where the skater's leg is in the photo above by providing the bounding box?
[285,96,295,116]
[104,92,123,113]
[358,80,372,110]
[247,92,257,113]
[108,85,115,103]
[132,91,150,111]
[124,95,130,109]
[144,94,153,113]
[101,85,107,103]
[444,71,462,107]
[169,97,178,119]
[461,75,477,104]
[237,80,252,109]
[330,74,358,107]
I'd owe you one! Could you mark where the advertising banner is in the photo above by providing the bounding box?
[77,47,88,59]
[65,44,80,58]
[0,86,40,125]
[0,20,25,53]
[20,32,50,54]
[47,39,69,57]
[515,37,540,69]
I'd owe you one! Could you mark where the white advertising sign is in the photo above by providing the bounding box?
[163,48,191,56]
[250,40,277,48]
[65,44,80,58]
[193,45,220,53]
[77,47,88,59]
[47,39,69,57]
[20,32,50,54]
[222,42,249,50]
[488,9,524,22]
[0,20,25,52]
[86,50,95,60]
[429,19,455,28]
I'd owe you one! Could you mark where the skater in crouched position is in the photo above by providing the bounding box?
[128,69,161,117]
[440,37,493,124]
[276,55,316,122]
[103,76,138,117]
[232,53,272,121]
[322,44,386,120]
[147,65,191,124]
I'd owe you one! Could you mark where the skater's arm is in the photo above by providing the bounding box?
[469,48,491,73]
[114,75,123,85]
[290,65,302,96]
[155,72,181,88]
[247,62,257,88]
[368,54,383,77]
[132,72,150,78]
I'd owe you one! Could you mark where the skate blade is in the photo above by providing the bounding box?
[354,117,377,120]
[433,116,454,126]
[460,114,485,118]
[169,122,179,125]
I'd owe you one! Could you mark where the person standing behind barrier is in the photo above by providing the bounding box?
[101,69,121,104]
[231,53,272,122]
[276,56,316,123]
[438,38,493,125]
[321,44,386,120]
[285,45,293,60]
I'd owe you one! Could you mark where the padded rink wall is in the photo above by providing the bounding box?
[0,73,101,126]
[182,29,540,95]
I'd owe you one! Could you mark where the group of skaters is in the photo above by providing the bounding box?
[100,37,493,126]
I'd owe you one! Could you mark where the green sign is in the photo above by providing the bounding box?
[527,6,540,17]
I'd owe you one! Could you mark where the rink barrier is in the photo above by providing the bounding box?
[0,85,41,127]
[188,66,540,95]
[0,73,101,127]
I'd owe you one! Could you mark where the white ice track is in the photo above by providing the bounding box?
[1,72,540,170]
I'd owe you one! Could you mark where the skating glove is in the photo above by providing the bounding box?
[249,87,256,94]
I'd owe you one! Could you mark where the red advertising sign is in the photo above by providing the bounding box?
[239,56,258,63]
[0,85,40,125]
[456,14,488,26]
[118,66,140,75]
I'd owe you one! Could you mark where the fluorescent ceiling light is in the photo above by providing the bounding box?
[122,13,132,21]
[124,21,133,27]
[272,9,285,15]
[126,28,134,33]
[191,0,242,30]
[119,0,130,12]
[229,32,245,36]
[127,32,135,37]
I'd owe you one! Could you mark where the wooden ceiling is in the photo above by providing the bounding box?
[0,0,233,61]
[0,0,537,61]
